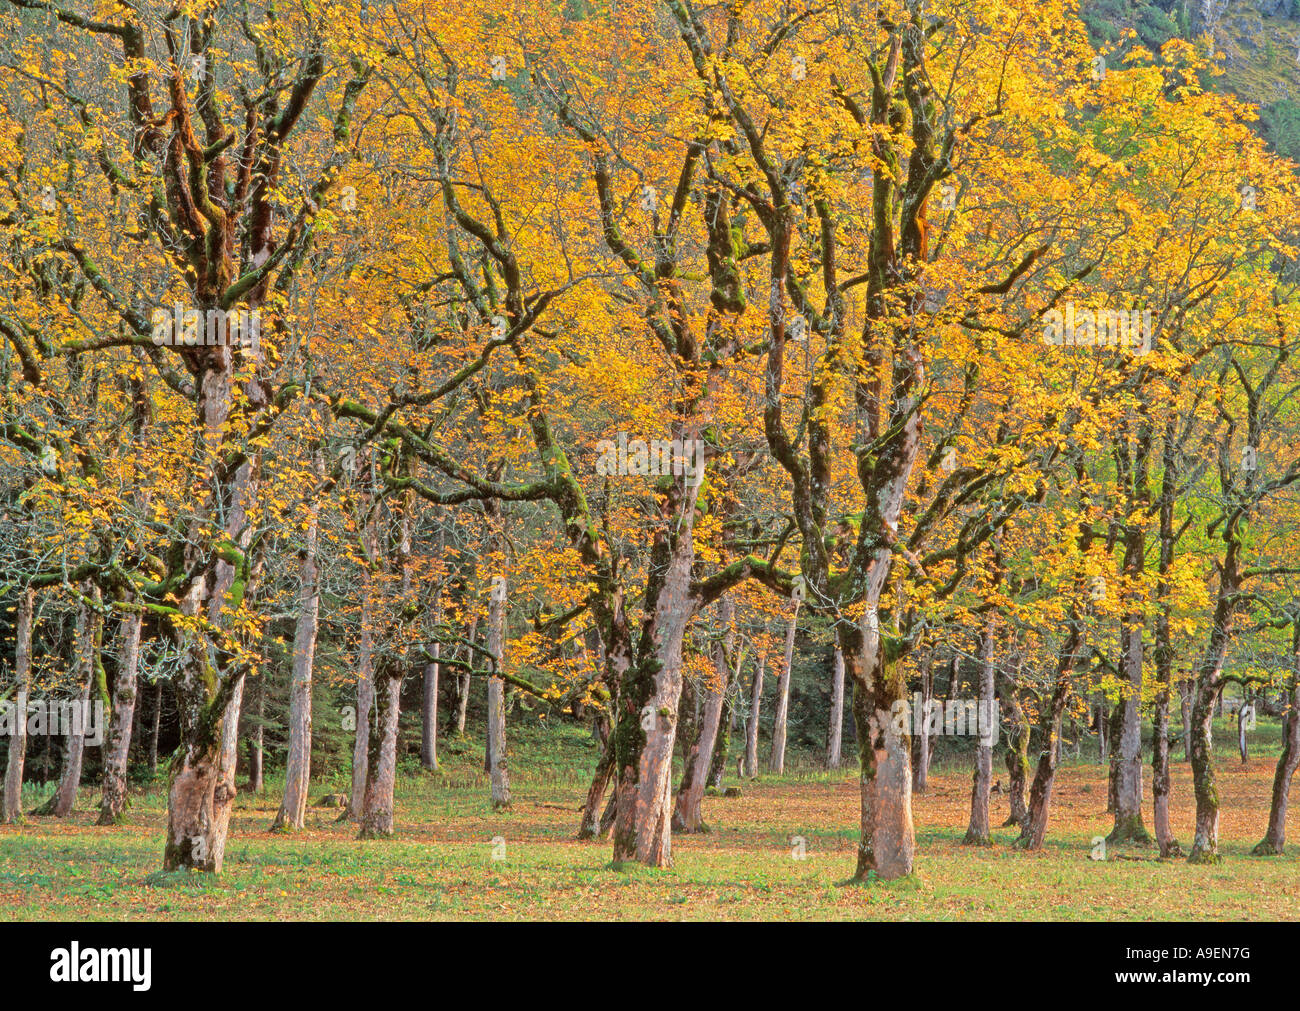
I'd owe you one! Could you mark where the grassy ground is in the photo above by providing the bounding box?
[1,718,1296,921]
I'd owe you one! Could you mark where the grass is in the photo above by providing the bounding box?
[1,718,1296,920]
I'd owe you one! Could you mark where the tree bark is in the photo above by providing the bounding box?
[454,617,476,736]
[1000,666,1030,827]
[43,591,101,817]
[97,611,143,825]
[421,647,440,771]
[672,597,734,832]
[2,587,35,824]
[147,680,162,777]
[1187,532,1240,865]
[272,469,322,833]
[1110,531,1149,842]
[744,652,765,778]
[610,477,700,868]
[358,669,402,838]
[841,601,915,881]
[247,672,264,794]
[827,645,845,770]
[963,618,996,845]
[578,715,615,839]
[486,574,511,811]
[1015,623,1081,850]
[768,603,799,774]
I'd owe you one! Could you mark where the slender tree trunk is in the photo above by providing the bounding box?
[486,574,511,810]
[1097,695,1109,764]
[706,693,734,789]
[1111,534,1149,842]
[1180,680,1193,761]
[148,680,162,777]
[345,472,379,822]
[421,647,440,771]
[97,612,143,825]
[1152,556,1181,856]
[247,673,264,794]
[672,597,734,832]
[768,603,799,774]
[579,716,614,839]
[272,470,322,833]
[455,617,476,736]
[1238,697,1250,764]
[44,592,101,817]
[827,645,846,771]
[1016,623,1081,850]
[911,653,932,793]
[1000,667,1030,827]
[1254,629,1300,856]
[2,587,35,824]
[964,618,996,845]
[745,652,765,778]
[1187,537,1240,865]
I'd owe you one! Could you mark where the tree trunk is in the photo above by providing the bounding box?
[745,652,765,777]
[1000,668,1030,827]
[1152,568,1181,856]
[963,619,995,845]
[358,670,402,838]
[147,680,162,777]
[672,597,734,832]
[1237,697,1250,764]
[1180,680,1193,761]
[578,716,614,839]
[1187,536,1240,865]
[455,616,477,737]
[911,653,932,793]
[1253,625,1300,855]
[610,481,700,868]
[768,603,799,774]
[97,611,143,825]
[827,645,846,770]
[1110,611,1149,842]
[1015,624,1080,850]
[1,587,35,824]
[421,647,439,771]
[43,592,101,817]
[247,673,264,794]
[272,471,322,833]
[486,574,511,811]
[841,601,915,881]
[706,693,734,790]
